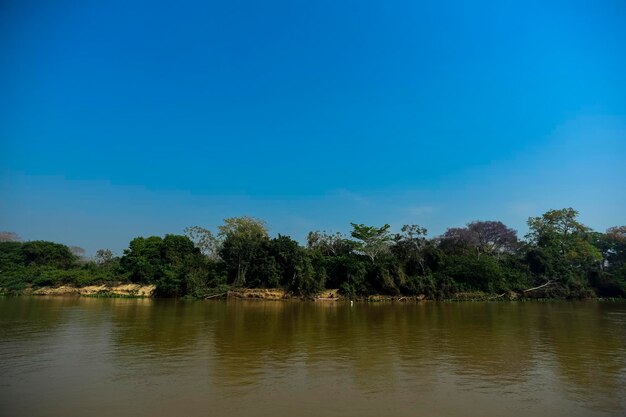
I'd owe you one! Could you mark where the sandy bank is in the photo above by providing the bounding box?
[29,284,156,297]
[225,288,344,300]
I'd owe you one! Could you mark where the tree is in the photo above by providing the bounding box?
[306,230,354,256]
[590,226,626,296]
[469,221,518,258]
[119,234,203,296]
[21,241,76,269]
[157,234,202,296]
[70,246,86,260]
[0,242,25,268]
[604,226,626,270]
[526,208,601,269]
[218,217,269,287]
[95,249,115,266]
[440,221,518,259]
[393,225,428,275]
[269,234,302,286]
[439,227,478,255]
[442,253,505,293]
[119,236,164,283]
[0,231,21,242]
[290,255,325,296]
[525,208,602,297]
[184,226,221,259]
[350,223,393,262]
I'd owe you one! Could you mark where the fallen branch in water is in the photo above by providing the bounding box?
[488,292,507,300]
[523,281,553,293]
[204,292,228,299]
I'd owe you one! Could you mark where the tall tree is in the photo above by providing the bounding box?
[184,226,221,259]
[597,226,626,272]
[440,221,517,259]
[306,230,354,256]
[526,208,601,269]
[218,217,269,286]
[95,249,115,266]
[525,208,602,297]
[119,236,164,283]
[393,225,428,275]
[468,221,518,258]
[350,223,393,262]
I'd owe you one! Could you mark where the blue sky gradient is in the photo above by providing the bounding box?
[1,0,625,254]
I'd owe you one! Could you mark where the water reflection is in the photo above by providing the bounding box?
[0,297,624,417]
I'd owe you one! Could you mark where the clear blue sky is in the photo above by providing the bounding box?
[1,0,625,255]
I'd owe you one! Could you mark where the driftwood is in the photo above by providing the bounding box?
[488,292,507,300]
[204,292,228,299]
[523,281,553,293]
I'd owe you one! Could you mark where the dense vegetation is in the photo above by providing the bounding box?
[1,208,624,299]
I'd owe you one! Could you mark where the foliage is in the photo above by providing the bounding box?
[350,223,393,262]
[526,208,602,270]
[218,217,269,287]
[1,209,625,299]
[440,221,518,258]
[307,231,355,256]
[22,241,76,269]
[119,234,204,296]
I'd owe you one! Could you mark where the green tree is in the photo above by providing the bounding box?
[526,208,601,270]
[350,223,393,262]
[392,224,428,275]
[21,241,76,269]
[120,236,164,283]
[589,226,626,296]
[269,235,324,295]
[0,242,25,268]
[526,208,602,296]
[119,234,204,296]
[218,217,269,287]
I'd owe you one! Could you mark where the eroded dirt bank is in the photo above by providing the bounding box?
[25,284,156,297]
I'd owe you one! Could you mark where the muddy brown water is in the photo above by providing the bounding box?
[1,297,625,417]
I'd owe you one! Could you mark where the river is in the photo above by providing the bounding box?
[1,297,625,416]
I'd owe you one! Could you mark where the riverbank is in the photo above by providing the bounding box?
[1,285,610,301]
[12,284,157,298]
[1,285,338,300]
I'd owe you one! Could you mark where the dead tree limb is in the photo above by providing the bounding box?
[204,292,227,299]
[488,292,507,300]
[523,281,553,293]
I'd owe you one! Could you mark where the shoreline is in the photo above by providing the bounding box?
[1,285,618,302]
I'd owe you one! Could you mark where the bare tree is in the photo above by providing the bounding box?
[184,226,221,260]
[0,231,21,242]
[69,246,86,258]
[306,231,354,256]
[95,249,115,265]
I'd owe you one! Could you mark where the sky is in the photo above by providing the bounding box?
[1,0,625,255]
